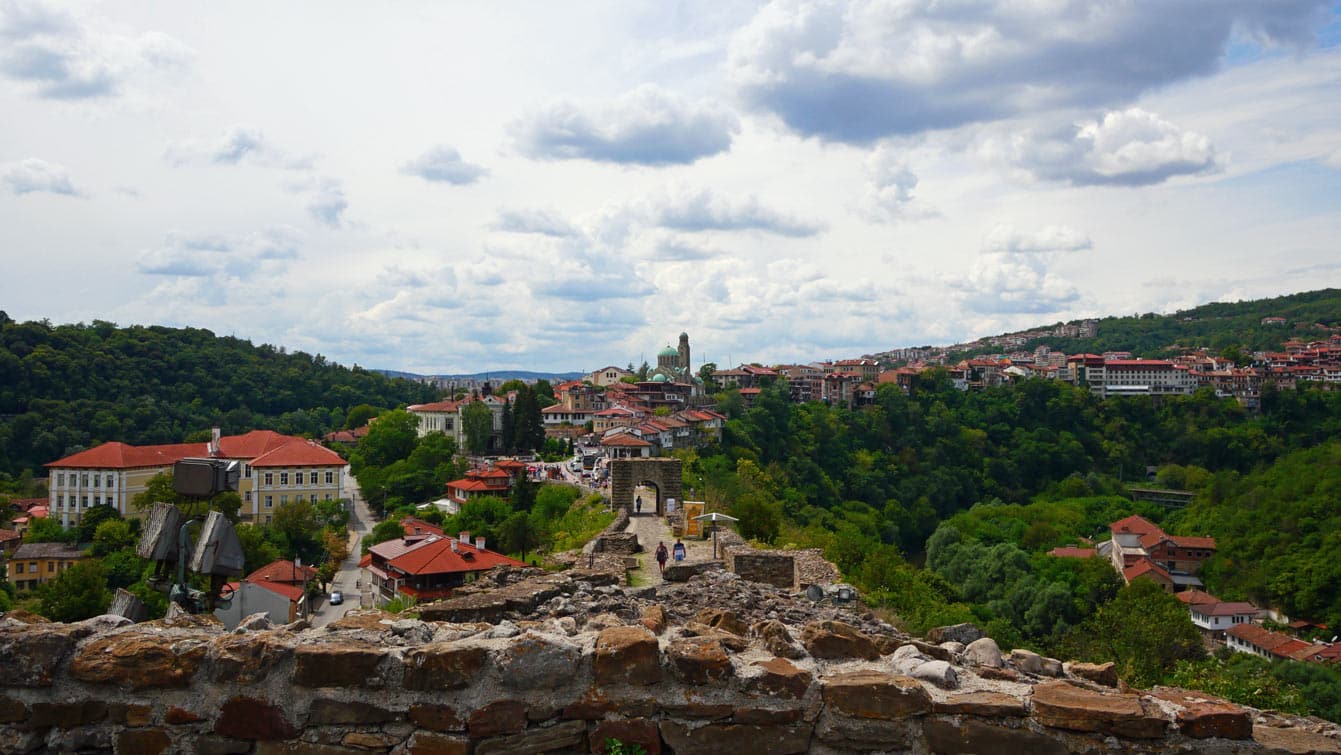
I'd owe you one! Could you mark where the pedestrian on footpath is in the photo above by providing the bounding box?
[655,541,668,574]
[672,538,686,563]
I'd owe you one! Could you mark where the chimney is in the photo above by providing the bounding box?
[475,536,485,551]
[209,427,221,457]
[450,538,458,552]
[459,531,470,544]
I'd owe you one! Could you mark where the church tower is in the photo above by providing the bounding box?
[678,332,691,378]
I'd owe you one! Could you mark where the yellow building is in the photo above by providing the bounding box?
[45,430,347,527]
[7,542,87,592]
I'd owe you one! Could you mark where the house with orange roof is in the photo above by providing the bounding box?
[1104,513,1214,591]
[45,429,347,527]
[1048,546,1097,559]
[213,558,319,628]
[1122,559,1174,592]
[407,394,509,452]
[360,532,525,605]
[445,467,513,505]
[1189,601,1259,639]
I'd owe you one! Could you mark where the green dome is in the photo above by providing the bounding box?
[651,372,669,383]
[658,345,678,357]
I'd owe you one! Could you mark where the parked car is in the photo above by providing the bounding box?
[330,591,344,605]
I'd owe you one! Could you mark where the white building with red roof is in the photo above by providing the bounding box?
[360,532,524,605]
[45,429,347,526]
[213,558,319,628]
[1104,513,1214,592]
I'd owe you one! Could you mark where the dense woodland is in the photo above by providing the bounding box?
[0,313,437,476]
[684,375,1341,720]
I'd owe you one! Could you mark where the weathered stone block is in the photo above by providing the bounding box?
[71,633,208,689]
[468,700,528,739]
[815,713,917,751]
[214,696,298,741]
[922,718,1069,755]
[475,719,586,755]
[594,626,662,686]
[820,671,932,719]
[1064,661,1118,687]
[800,620,879,660]
[694,608,750,636]
[752,620,806,659]
[409,704,466,732]
[343,731,401,748]
[734,707,804,725]
[660,722,812,755]
[1030,681,1168,739]
[664,702,734,719]
[591,719,661,755]
[403,643,487,691]
[495,633,584,690]
[109,702,152,727]
[926,623,984,645]
[668,637,733,684]
[639,604,668,634]
[0,696,27,724]
[662,560,724,582]
[194,735,253,754]
[748,657,813,700]
[210,634,293,684]
[1178,702,1253,740]
[403,731,469,755]
[0,624,84,687]
[932,691,1027,717]
[307,698,398,725]
[963,637,1003,668]
[165,706,203,724]
[115,728,172,755]
[293,641,386,687]
[28,700,107,729]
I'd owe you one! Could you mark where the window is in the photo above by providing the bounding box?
[280,472,289,486]
[14,563,22,574]
[243,464,251,478]
[81,473,88,486]
[264,472,274,485]
[57,494,64,507]
[325,471,334,484]
[47,561,55,573]
[309,471,318,485]
[244,491,251,502]
[280,495,288,506]
[324,493,332,501]
[94,496,101,506]
[310,494,317,503]
[81,496,88,508]
[57,473,64,486]
[105,474,113,487]
[264,495,273,509]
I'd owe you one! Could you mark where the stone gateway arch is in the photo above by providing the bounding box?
[610,457,682,516]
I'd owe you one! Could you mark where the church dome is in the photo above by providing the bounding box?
[651,372,669,382]
[658,345,678,357]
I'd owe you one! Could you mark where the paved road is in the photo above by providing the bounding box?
[310,467,373,627]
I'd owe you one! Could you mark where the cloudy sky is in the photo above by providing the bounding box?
[2,1,1340,375]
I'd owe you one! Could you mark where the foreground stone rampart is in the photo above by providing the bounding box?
[2,574,1340,754]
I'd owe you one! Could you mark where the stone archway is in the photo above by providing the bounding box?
[611,458,682,516]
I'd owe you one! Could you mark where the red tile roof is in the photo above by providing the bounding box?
[1123,559,1172,584]
[408,400,461,412]
[1227,623,1297,652]
[250,439,346,468]
[1194,601,1258,617]
[400,518,444,537]
[246,558,318,584]
[1176,589,1221,605]
[1110,514,1161,536]
[1169,535,1217,549]
[601,434,653,447]
[371,535,524,576]
[46,430,331,469]
[248,579,306,603]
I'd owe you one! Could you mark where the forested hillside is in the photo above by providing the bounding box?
[951,288,1341,360]
[684,375,1341,715]
[0,313,436,476]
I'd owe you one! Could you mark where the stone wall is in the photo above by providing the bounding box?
[730,553,796,589]
[3,602,1339,754]
[610,458,682,516]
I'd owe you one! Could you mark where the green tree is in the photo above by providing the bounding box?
[235,522,281,574]
[76,503,122,543]
[130,472,241,522]
[364,519,406,553]
[345,403,379,430]
[1063,580,1205,687]
[38,561,111,622]
[91,519,137,556]
[23,517,74,544]
[271,499,323,563]
[462,401,494,455]
[500,511,540,560]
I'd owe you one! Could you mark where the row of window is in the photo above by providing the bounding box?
[53,472,116,488]
[55,495,109,509]
[259,470,336,487]
[10,560,69,575]
[258,492,334,508]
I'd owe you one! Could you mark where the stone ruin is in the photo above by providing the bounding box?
[1,566,1340,754]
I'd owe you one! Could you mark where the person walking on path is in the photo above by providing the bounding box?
[655,541,668,574]
[636,495,642,514]
[672,538,686,563]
